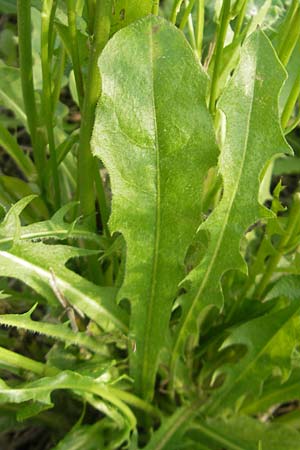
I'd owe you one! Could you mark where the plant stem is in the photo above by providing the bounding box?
[278,7,300,67]
[0,123,36,181]
[52,44,66,109]
[152,0,160,15]
[87,0,96,35]
[0,345,58,376]
[179,0,196,30]
[183,0,197,50]
[254,193,300,299]
[17,0,46,188]
[94,165,110,237]
[41,0,61,209]
[285,104,300,134]
[196,0,205,59]
[109,387,161,419]
[282,72,300,129]
[67,0,85,108]
[209,0,231,114]
[233,0,247,38]
[78,0,112,228]
[277,0,299,56]
[170,0,184,24]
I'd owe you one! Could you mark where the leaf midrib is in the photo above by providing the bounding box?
[0,250,127,331]
[140,22,161,397]
[172,49,258,365]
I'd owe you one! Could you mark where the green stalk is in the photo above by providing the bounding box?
[109,387,160,419]
[281,72,300,129]
[78,0,112,228]
[170,0,184,24]
[0,123,36,181]
[87,0,96,35]
[67,0,85,108]
[209,0,231,114]
[152,0,160,15]
[52,44,66,109]
[179,0,196,30]
[233,0,247,38]
[277,0,299,56]
[196,0,205,59]
[17,0,45,187]
[0,345,58,376]
[184,0,197,50]
[94,165,110,237]
[254,193,300,299]
[41,0,61,208]
[285,104,300,134]
[278,7,300,67]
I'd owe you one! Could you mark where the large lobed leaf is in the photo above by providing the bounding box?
[170,29,292,376]
[92,15,218,400]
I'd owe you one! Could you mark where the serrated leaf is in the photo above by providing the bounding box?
[92,16,217,400]
[171,29,292,376]
[0,371,136,429]
[0,240,127,332]
[187,415,300,450]
[0,195,37,249]
[242,368,300,416]
[206,301,300,415]
[18,202,107,246]
[0,199,126,331]
[0,305,103,354]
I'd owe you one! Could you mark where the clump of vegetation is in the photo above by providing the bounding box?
[0,1,300,449]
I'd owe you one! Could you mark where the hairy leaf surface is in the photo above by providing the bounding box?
[92,15,217,400]
[171,29,292,375]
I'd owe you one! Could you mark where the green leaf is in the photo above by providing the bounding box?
[52,422,105,450]
[267,275,300,301]
[110,0,153,34]
[16,202,108,246]
[0,0,16,14]
[0,199,125,330]
[0,176,48,222]
[206,301,300,415]
[0,304,104,354]
[0,371,136,430]
[0,124,36,181]
[0,241,127,332]
[144,401,200,450]
[187,415,300,450]
[242,368,300,415]
[92,16,217,400]
[0,62,26,126]
[171,29,292,377]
